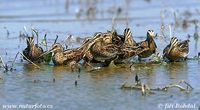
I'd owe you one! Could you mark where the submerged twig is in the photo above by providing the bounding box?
[54,35,59,44]
[0,55,10,72]
[32,28,39,45]
[9,52,41,69]
[0,55,6,68]
[151,80,193,92]
[111,14,116,30]
[124,0,129,28]
[11,52,19,68]
[23,26,29,37]
[40,33,48,51]
[0,55,14,72]
[121,74,193,95]
[3,27,10,37]
[169,25,172,38]
[18,52,41,69]
[44,33,48,51]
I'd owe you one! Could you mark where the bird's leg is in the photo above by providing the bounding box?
[135,74,141,86]
[69,61,81,73]
[83,60,93,69]
[138,57,142,62]
[83,51,94,69]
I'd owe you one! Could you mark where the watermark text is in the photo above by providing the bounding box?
[1,103,53,109]
[157,103,197,109]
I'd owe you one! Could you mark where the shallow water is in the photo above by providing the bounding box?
[0,0,200,110]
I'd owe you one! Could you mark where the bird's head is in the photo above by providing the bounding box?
[49,43,64,53]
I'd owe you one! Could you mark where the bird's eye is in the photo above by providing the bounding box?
[95,33,101,37]
[54,45,58,48]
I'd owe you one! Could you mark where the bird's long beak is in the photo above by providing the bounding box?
[38,47,55,58]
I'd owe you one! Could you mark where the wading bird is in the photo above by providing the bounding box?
[137,30,157,60]
[23,37,44,62]
[163,37,189,62]
[83,32,120,67]
[114,28,148,64]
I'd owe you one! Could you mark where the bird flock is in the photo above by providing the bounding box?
[22,28,190,70]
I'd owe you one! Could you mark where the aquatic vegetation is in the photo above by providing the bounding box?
[0,55,16,72]
[43,52,52,64]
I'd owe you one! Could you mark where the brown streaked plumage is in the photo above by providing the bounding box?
[137,30,157,58]
[43,38,91,66]
[89,38,119,62]
[115,46,149,63]
[123,28,137,47]
[163,37,189,62]
[23,37,44,62]
[46,42,87,65]
[110,29,124,46]
[83,31,119,66]
[114,28,148,63]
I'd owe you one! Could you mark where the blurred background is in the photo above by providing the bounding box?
[0,1,200,110]
[0,0,200,56]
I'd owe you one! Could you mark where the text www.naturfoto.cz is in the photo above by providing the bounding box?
[1,104,53,109]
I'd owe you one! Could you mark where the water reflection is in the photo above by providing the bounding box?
[88,64,129,79]
[23,64,43,75]
[164,62,188,79]
[52,66,68,74]
[135,63,160,87]
[1,0,200,109]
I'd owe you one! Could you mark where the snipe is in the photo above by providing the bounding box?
[163,37,189,62]
[41,37,92,66]
[23,37,44,62]
[83,31,119,66]
[137,30,157,59]
[123,28,137,47]
[114,28,148,63]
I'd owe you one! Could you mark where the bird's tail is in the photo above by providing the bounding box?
[26,37,34,46]
[123,28,136,46]
[168,37,178,53]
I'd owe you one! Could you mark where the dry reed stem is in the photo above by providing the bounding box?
[0,56,6,68]
[17,52,41,69]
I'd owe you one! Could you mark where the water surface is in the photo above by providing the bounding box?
[0,0,200,110]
